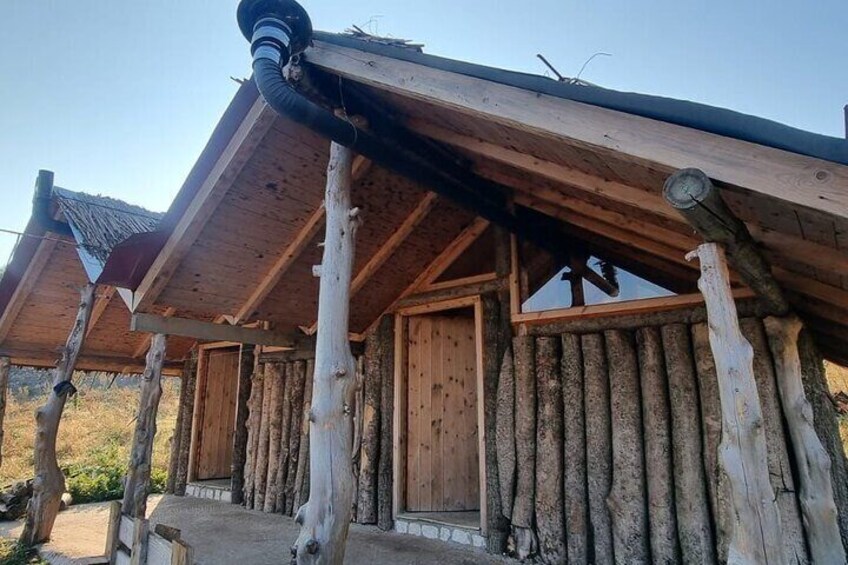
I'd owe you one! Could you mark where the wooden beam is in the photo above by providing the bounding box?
[133,98,277,312]
[131,314,301,348]
[307,40,848,219]
[0,347,183,376]
[350,192,438,296]
[420,272,498,293]
[133,307,176,358]
[85,286,116,338]
[0,239,58,343]
[665,168,789,314]
[235,205,326,324]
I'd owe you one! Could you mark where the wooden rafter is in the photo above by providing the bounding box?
[307,40,848,219]
[85,286,116,338]
[0,239,59,344]
[133,99,278,312]
[131,313,302,348]
[133,307,176,358]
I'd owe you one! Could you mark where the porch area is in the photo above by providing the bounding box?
[0,495,509,565]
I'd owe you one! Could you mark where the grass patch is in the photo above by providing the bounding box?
[0,538,47,565]
[0,375,179,504]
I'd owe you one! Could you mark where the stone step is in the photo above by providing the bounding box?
[394,516,486,549]
[185,482,232,503]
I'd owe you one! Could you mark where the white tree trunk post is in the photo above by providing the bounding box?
[21,283,96,545]
[292,141,360,564]
[686,243,785,565]
[122,333,167,519]
[0,356,10,467]
[764,316,846,564]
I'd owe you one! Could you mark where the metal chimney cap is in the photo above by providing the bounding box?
[237,0,313,56]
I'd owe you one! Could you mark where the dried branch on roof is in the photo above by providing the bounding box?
[344,26,424,52]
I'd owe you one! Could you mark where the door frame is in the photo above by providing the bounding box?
[392,295,487,532]
[187,341,241,483]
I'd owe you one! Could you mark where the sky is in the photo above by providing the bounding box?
[0,0,845,264]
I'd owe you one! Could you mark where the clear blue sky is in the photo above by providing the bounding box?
[1,1,845,264]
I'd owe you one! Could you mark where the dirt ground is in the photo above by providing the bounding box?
[0,495,513,564]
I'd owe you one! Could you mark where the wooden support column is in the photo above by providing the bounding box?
[292,140,360,564]
[21,283,95,545]
[174,351,198,497]
[665,168,789,315]
[230,344,257,505]
[122,334,167,519]
[0,356,9,467]
[764,316,847,563]
[687,243,784,564]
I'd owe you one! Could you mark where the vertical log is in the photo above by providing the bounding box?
[243,362,265,509]
[765,316,846,564]
[496,345,515,521]
[292,141,360,564]
[535,337,565,564]
[21,283,95,545]
[512,335,537,559]
[284,360,306,516]
[605,329,649,564]
[688,243,784,565]
[561,333,588,565]
[253,362,275,510]
[293,359,315,515]
[582,333,614,565]
[636,327,679,563]
[165,372,184,495]
[230,344,256,505]
[122,334,167,519]
[798,329,848,550]
[0,357,11,468]
[376,317,395,532]
[740,319,807,563]
[661,324,715,564]
[264,363,286,513]
[357,330,383,524]
[275,363,295,513]
[692,322,732,562]
[351,356,364,524]
[174,351,198,498]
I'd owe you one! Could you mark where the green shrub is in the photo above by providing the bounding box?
[0,538,47,565]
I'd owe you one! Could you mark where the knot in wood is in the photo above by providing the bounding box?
[333,366,347,378]
[343,403,351,415]
[290,545,298,557]
[312,265,323,278]
[308,408,316,423]
[305,539,320,555]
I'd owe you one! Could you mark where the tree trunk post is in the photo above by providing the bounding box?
[765,316,847,563]
[174,350,198,497]
[231,344,257,505]
[122,333,167,519]
[292,140,360,564]
[687,243,785,564]
[21,283,95,545]
[0,356,9,467]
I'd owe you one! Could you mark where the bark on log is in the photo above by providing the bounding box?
[688,243,784,565]
[264,363,286,513]
[0,357,11,469]
[765,316,846,564]
[174,351,198,498]
[243,362,265,509]
[582,333,614,565]
[692,322,732,562]
[661,324,715,564]
[664,168,789,315]
[636,327,680,564]
[356,331,382,525]
[166,372,184,495]
[798,330,848,550]
[21,284,95,545]
[535,337,565,564]
[253,362,275,511]
[351,356,364,523]
[496,345,515,521]
[604,329,650,564]
[293,359,315,515]
[512,335,537,560]
[740,318,807,564]
[376,317,395,532]
[561,333,588,565]
[292,141,360,564]
[230,344,256,505]
[276,362,296,513]
[122,334,167,519]
[284,360,306,516]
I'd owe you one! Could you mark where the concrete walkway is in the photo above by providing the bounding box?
[0,495,513,564]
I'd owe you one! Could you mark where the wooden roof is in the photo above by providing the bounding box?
[124,34,847,363]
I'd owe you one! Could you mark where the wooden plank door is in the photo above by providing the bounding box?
[406,312,479,512]
[195,349,240,480]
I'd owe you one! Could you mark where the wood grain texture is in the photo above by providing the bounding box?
[561,333,588,565]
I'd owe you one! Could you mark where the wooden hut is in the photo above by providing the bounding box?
[7,28,848,562]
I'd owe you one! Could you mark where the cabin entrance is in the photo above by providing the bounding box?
[404,308,480,515]
[192,347,240,481]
